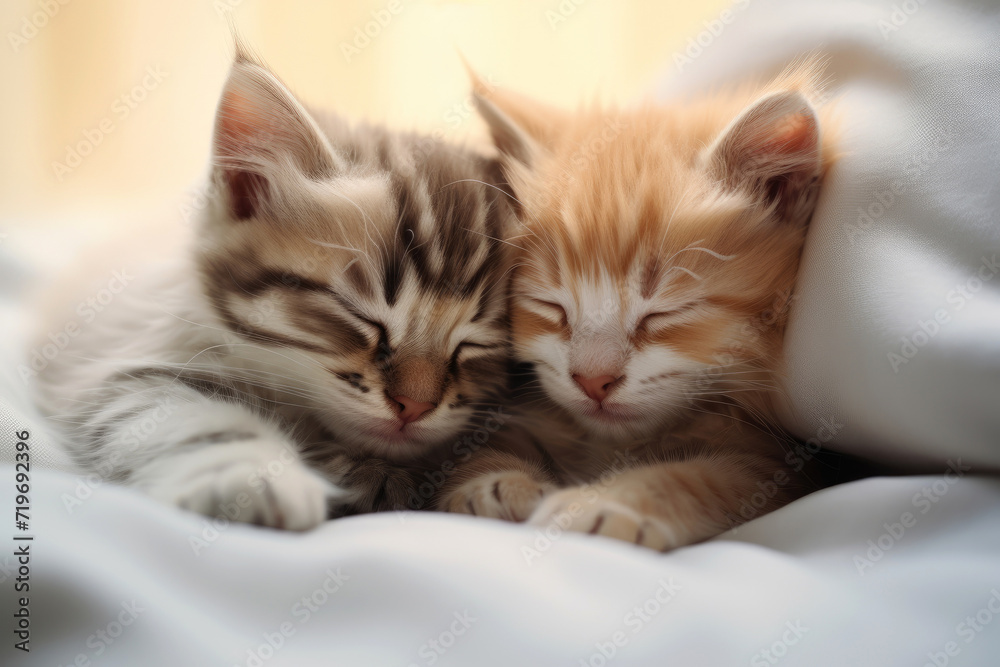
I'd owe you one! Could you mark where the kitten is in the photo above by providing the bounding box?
[438,62,837,549]
[31,47,517,529]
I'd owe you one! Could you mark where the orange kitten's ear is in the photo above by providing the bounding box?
[474,92,540,166]
[466,66,566,166]
[705,90,821,224]
[213,53,340,219]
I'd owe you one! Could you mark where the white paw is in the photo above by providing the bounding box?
[446,471,552,522]
[137,439,335,531]
[529,487,679,551]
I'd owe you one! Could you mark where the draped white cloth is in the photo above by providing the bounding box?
[658,0,1000,472]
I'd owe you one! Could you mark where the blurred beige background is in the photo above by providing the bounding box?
[0,0,727,239]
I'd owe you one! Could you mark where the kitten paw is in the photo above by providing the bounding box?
[327,456,416,516]
[138,440,334,531]
[529,488,679,551]
[447,471,552,522]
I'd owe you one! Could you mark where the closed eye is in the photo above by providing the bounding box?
[637,301,702,332]
[451,341,499,364]
[528,298,568,327]
[328,292,389,344]
[355,315,387,339]
[345,310,391,356]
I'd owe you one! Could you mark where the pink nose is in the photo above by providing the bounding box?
[572,374,620,402]
[392,395,436,424]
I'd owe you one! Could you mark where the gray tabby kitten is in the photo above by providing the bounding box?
[32,49,517,529]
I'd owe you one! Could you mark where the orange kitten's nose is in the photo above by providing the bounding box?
[572,375,619,403]
[392,395,436,424]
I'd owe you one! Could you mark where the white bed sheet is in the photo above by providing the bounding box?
[3,466,999,666]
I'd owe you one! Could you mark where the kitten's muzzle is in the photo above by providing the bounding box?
[392,395,437,424]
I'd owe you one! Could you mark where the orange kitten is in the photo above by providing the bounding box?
[437,62,838,550]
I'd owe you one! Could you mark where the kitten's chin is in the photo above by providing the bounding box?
[566,402,676,442]
[328,416,446,461]
[354,422,436,460]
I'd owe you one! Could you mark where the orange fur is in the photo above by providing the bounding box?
[439,61,839,550]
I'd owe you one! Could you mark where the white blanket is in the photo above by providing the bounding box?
[657,0,1000,471]
[3,468,999,666]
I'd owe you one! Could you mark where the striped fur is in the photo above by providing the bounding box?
[31,51,518,529]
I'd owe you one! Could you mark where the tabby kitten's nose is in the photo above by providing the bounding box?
[393,395,436,424]
[572,375,620,403]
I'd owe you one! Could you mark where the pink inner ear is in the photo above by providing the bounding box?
[215,89,274,219]
[763,112,818,156]
[217,90,263,156]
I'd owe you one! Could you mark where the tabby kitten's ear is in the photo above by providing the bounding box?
[213,52,341,220]
[704,90,822,224]
[467,68,566,167]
